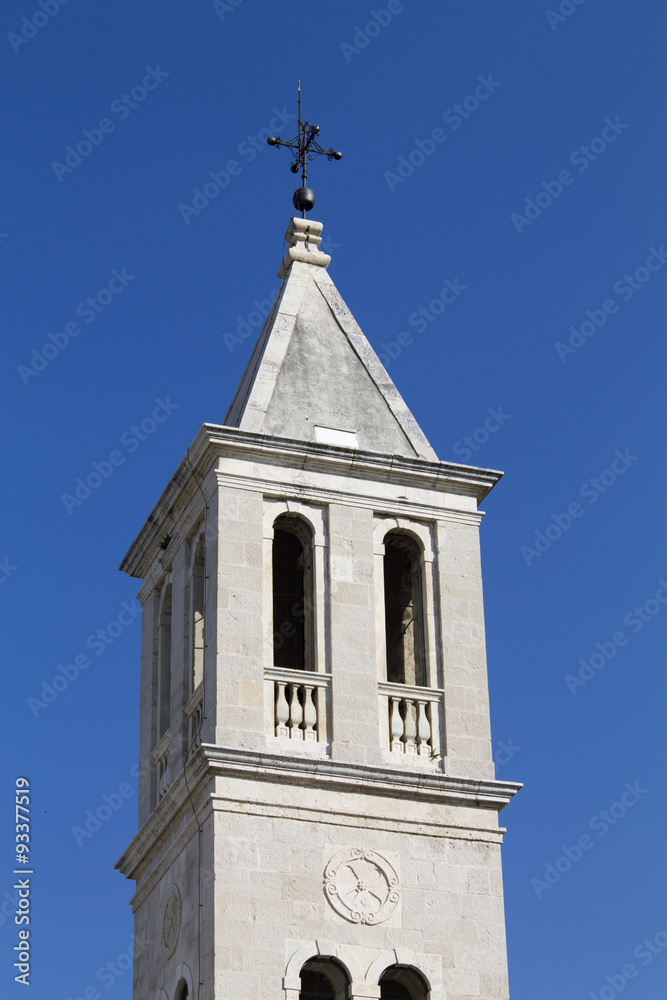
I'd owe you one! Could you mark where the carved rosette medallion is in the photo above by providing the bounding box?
[324,848,400,924]
[161,885,182,958]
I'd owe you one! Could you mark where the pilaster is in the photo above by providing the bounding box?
[436,520,494,779]
[328,504,383,766]
[213,483,265,749]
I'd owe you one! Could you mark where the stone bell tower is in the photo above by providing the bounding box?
[116,216,520,1000]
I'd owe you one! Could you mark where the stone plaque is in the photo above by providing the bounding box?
[161,885,182,958]
[324,848,400,925]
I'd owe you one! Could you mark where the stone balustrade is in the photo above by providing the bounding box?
[265,666,331,744]
[183,683,204,758]
[151,730,170,802]
[378,682,443,757]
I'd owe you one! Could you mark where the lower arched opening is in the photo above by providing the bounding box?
[299,957,350,1000]
[379,965,429,1000]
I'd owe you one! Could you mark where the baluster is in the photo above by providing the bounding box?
[416,699,431,755]
[275,682,290,737]
[303,685,317,741]
[403,699,417,754]
[289,684,303,739]
[390,697,404,752]
[158,753,169,800]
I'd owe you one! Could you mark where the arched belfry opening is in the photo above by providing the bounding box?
[299,958,350,1000]
[157,582,172,738]
[190,534,205,692]
[379,966,429,1000]
[383,532,425,685]
[272,515,313,670]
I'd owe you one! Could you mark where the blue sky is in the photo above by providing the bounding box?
[2,1,666,998]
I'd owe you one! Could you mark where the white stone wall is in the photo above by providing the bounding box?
[197,452,497,778]
[122,435,511,1000]
[127,765,511,1000]
[213,485,265,750]
[436,521,495,781]
[128,792,214,1000]
[204,774,510,1000]
[328,503,383,766]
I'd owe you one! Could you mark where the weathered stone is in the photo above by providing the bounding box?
[116,219,519,1000]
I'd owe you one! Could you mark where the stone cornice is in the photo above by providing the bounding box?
[215,471,487,530]
[202,745,522,808]
[116,744,521,881]
[115,745,211,881]
[119,424,503,579]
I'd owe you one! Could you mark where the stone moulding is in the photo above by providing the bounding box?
[199,745,521,807]
[116,743,522,882]
[119,423,503,580]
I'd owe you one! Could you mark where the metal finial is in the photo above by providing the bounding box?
[267,81,342,217]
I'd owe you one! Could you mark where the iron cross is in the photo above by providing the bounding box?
[267,81,342,216]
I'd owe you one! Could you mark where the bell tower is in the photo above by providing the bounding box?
[116,214,520,1000]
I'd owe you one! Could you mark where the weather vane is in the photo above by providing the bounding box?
[267,80,342,217]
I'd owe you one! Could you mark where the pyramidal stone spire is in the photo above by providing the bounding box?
[224,218,438,461]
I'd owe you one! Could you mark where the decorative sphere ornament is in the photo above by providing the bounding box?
[293,186,316,213]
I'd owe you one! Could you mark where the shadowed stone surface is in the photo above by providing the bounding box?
[224,221,437,461]
[262,279,416,455]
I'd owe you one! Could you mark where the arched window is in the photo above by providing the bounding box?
[383,532,425,685]
[379,966,428,1000]
[174,980,189,1000]
[190,535,205,692]
[273,516,313,670]
[157,583,172,738]
[300,958,350,1000]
